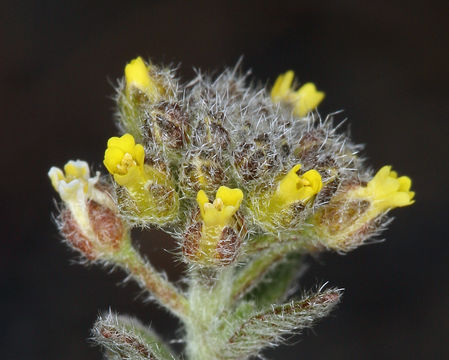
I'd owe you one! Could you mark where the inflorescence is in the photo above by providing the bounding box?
[48,57,414,360]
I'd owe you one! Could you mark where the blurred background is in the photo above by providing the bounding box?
[1,0,448,359]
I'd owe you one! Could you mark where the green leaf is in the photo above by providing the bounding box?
[92,311,178,360]
[223,288,342,359]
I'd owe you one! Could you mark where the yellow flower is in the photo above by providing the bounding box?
[273,164,323,208]
[271,70,325,117]
[124,56,159,100]
[311,165,414,252]
[103,133,179,223]
[49,160,97,200]
[104,133,145,186]
[197,186,244,229]
[249,164,322,232]
[49,160,126,259]
[187,186,244,264]
[352,165,415,211]
[48,160,99,231]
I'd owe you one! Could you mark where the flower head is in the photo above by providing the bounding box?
[103,133,179,224]
[271,70,325,117]
[182,186,244,266]
[104,133,145,186]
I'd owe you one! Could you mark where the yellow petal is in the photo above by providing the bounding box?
[296,186,315,201]
[216,186,243,208]
[302,169,323,194]
[197,187,243,228]
[353,165,415,212]
[271,71,325,117]
[104,147,125,174]
[104,134,145,177]
[48,167,63,190]
[197,190,209,218]
[397,176,412,192]
[112,165,143,187]
[63,160,89,179]
[373,165,391,181]
[107,133,136,154]
[133,143,145,167]
[125,57,152,93]
[276,164,322,205]
[294,83,325,117]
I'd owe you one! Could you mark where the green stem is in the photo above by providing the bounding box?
[231,250,283,302]
[232,239,306,302]
[184,267,234,360]
[115,240,189,319]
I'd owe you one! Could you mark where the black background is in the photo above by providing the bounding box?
[1,1,448,359]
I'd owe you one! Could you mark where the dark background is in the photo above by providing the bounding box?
[1,1,448,359]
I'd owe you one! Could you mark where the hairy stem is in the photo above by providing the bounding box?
[232,239,306,302]
[231,251,284,302]
[115,241,189,319]
[184,267,235,360]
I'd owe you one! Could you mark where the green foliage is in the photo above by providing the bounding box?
[222,289,341,359]
[92,312,178,360]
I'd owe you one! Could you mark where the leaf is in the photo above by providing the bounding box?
[223,288,342,359]
[92,311,178,360]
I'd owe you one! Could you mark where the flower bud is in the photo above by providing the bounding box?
[117,56,177,142]
[182,186,246,266]
[124,56,167,102]
[311,166,415,252]
[48,160,127,260]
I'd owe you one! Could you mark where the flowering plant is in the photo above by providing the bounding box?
[49,57,414,360]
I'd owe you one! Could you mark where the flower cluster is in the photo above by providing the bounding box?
[48,57,414,360]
